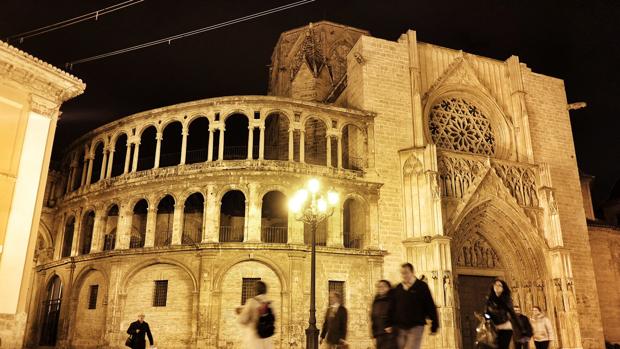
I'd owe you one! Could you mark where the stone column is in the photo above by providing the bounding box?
[67,162,76,193]
[171,203,184,245]
[326,135,332,167]
[180,128,188,165]
[246,183,261,242]
[204,185,218,242]
[327,204,343,247]
[247,125,254,160]
[367,197,380,249]
[80,154,88,186]
[131,141,140,172]
[85,156,94,185]
[116,205,132,249]
[99,149,108,180]
[258,125,265,160]
[144,207,157,247]
[154,132,162,169]
[337,135,342,169]
[299,130,305,163]
[289,212,304,244]
[70,209,82,256]
[207,129,214,162]
[106,147,115,178]
[123,142,132,174]
[201,201,209,243]
[288,128,294,161]
[90,210,105,252]
[218,128,225,161]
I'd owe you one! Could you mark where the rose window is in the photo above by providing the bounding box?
[429,97,495,156]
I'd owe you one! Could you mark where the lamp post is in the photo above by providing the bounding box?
[289,178,339,349]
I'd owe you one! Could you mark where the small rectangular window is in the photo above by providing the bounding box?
[241,278,261,305]
[153,280,168,307]
[329,280,345,305]
[88,285,99,309]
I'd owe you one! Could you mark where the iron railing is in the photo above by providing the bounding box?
[261,226,288,243]
[219,226,244,242]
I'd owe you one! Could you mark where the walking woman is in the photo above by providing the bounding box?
[320,291,348,348]
[485,279,520,349]
[531,306,555,349]
[371,280,397,349]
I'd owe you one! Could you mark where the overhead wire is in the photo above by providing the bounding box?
[5,0,145,43]
[65,0,315,69]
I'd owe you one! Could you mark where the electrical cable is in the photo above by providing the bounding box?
[5,0,145,43]
[65,0,315,69]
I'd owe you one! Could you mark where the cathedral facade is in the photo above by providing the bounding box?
[24,22,605,348]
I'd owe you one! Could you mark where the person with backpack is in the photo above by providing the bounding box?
[320,291,348,348]
[236,280,275,348]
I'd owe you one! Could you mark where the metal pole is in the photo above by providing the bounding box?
[306,219,319,349]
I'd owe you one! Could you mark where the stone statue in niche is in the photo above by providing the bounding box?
[443,272,453,307]
[553,278,565,312]
[457,233,500,268]
[535,279,546,309]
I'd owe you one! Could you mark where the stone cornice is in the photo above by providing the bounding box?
[0,40,86,114]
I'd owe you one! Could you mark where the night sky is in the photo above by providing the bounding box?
[1,0,619,212]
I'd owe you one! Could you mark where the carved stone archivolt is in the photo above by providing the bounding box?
[437,154,487,199]
[456,233,500,268]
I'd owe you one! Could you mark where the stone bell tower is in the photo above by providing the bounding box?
[268,21,368,103]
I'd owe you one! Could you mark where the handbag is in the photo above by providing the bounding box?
[125,335,134,348]
[474,312,497,349]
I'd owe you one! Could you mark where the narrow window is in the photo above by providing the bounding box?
[328,280,345,305]
[153,280,168,307]
[88,285,99,309]
[241,277,261,305]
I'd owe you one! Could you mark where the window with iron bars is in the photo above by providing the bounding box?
[88,285,98,309]
[328,281,345,305]
[241,278,261,305]
[153,280,168,307]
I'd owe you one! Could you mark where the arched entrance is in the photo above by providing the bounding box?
[70,269,108,348]
[39,275,63,346]
[218,261,282,349]
[449,198,550,349]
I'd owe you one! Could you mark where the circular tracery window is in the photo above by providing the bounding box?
[429,97,496,156]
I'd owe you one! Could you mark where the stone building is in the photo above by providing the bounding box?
[581,175,620,345]
[23,21,606,348]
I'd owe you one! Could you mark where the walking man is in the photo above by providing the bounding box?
[388,263,438,349]
[513,304,533,349]
[126,313,154,349]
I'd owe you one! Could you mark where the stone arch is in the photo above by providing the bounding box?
[120,260,196,348]
[263,111,291,161]
[342,194,369,249]
[136,122,159,138]
[214,258,286,349]
[213,255,289,294]
[262,108,293,124]
[216,184,249,203]
[222,109,251,122]
[340,122,368,170]
[120,258,198,294]
[261,190,288,243]
[303,115,329,166]
[109,129,132,146]
[301,113,330,130]
[424,87,514,160]
[69,264,109,348]
[186,113,213,126]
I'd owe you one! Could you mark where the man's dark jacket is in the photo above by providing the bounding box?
[514,313,533,339]
[127,320,153,349]
[320,305,348,344]
[389,279,439,332]
[371,294,393,337]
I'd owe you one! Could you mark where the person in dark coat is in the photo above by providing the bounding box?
[513,304,533,349]
[485,279,521,349]
[371,280,397,349]
[126,313,154,349]
[320,291,348,348]
[388,263,438,349]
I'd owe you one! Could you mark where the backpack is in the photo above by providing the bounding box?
[256,301,275,338]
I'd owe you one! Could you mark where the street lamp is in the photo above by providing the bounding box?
[289,178,339,349]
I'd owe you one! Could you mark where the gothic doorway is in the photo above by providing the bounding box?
[39,275,63,346]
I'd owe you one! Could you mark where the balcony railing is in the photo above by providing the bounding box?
[219,226,244,242]
[261,226,288,243]
[182,230,201,245]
